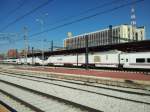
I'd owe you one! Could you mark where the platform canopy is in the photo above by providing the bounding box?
[28,40,150,57]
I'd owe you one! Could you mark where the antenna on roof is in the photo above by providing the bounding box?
[131,0,137,41]
[67,32,73,38]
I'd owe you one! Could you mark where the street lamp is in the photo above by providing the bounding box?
[36,13,48,67]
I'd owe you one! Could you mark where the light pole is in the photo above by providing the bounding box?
[23,26,28,65]
[36,13,48,67]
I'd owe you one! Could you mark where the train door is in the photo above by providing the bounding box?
[120,54,129,68]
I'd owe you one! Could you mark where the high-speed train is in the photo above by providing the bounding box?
[1,50,150,70]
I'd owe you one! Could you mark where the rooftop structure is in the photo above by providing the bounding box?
[64,24,145,49]
[7,49,18,59]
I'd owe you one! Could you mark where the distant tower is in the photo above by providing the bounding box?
[67,32,73,38]
[131,1,137,41]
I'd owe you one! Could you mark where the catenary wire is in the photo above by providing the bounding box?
[0,0,55,32]
[0,0,144,46]
[30,0,143,38]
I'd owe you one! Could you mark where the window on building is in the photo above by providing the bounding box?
[135,33,138,41]
[136,58,145,63]
[96,33,98,46]
[100,32,102,38]
[141,31,143,40]
[92,34,94,46]
[118,28,120,34]
[89,34,91,46]
[77,37,80,48]
[116,29,118,37]
[90,34,93,46]
[99,33,101,45]
[128,28,130,32]
[128,34,130,38]
[113,30,115,37]
[94,33,96,45]
[74,38,76,48]
[102,32,104,37]
[141,36,143,40]
[82,36,85,47]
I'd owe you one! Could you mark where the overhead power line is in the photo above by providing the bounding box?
[46,0,124,26]
[6,0,26,18]
[0,0,26,22]
[0,33,19,44]
[0,0,55,31]
[0,0,144,46]
[28,0,124,36]
[30,0,144,38]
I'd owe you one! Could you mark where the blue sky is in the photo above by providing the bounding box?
[0,0,150,53]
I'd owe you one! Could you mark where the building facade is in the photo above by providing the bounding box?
[0,55,4,60]
[7,49,18,58]
[64,24,145,49]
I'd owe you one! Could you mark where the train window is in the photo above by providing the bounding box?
[57,58,62,61]
[121,58,124,60]
[94,56,101,62]
[147,58,150,63]
[126,59,128,62]
[136,58,145,63]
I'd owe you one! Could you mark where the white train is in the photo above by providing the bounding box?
[120,51,150,69]
[1,50,150,70]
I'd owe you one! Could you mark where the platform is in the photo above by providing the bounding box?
[12,66,150,89]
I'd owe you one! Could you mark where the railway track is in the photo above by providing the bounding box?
[1,67,150,90]
[0,69,150,112]
[1,63,150,74]
[0,69,150,95]
[1,63,150,89]
[0,76,101,112]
